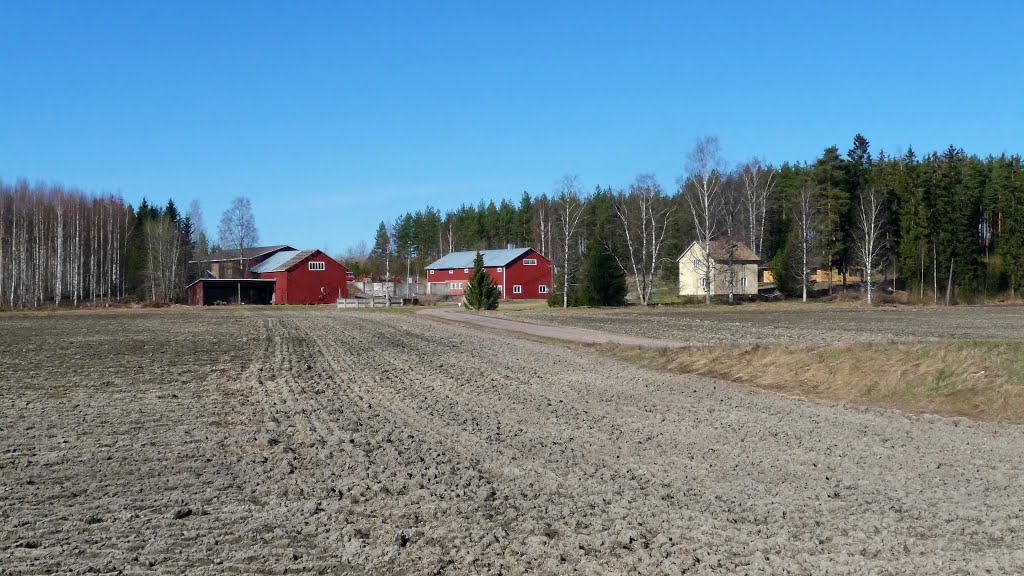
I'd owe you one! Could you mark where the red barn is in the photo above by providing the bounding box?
[425,247,552,299]
[250,249,349,305]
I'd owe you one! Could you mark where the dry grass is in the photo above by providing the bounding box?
[597,340,1024,422]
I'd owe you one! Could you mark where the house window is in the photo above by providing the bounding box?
[497,285,502,292]
[692,259,701,271]
[429,270,435,275]
[538,285,548,294]
[523,258,537,266]
[309,261,325,271]
[464,268,469,273]
[513,285,522,294]
[699,277,707,288]
[741,277,748,287]
[450,282,463,290]
[496,267,503,272]
[449,269,454,274]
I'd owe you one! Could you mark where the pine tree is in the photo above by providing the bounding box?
[576,245,627,306]
[813,146,849,293]
[369,221,391,279]
[464,252,499,310]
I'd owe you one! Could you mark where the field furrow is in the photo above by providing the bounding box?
[3,307,1024,575]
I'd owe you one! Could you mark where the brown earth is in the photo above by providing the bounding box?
[3,308,1024,574]
[506,303,1024,344]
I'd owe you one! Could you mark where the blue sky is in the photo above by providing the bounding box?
[2,2,1022,252]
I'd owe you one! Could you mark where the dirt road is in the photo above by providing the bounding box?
[3,309,1024,574]
[418,307,691,347]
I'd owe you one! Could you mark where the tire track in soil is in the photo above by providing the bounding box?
[241,310,1024,575]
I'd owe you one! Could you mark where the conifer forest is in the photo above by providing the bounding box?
[377,135,1024,303]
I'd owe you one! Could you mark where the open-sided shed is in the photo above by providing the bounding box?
[186,278,276,305]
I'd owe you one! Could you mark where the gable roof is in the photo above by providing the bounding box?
[425,248,535,270]
[250,250,318,273]
[678,239,760,263]
[202,245,295,262]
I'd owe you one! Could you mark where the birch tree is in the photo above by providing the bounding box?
[683,136,725,304]
[794,180,817,302]
[613,174,672,306]
[855,188,886,304]
[555,175,585,308]
[217,196,259,276]
[146,215,182,302]
[740,159,776,257]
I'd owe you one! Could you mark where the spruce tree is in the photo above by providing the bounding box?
[464,252,499,310]
[576,245,627,306]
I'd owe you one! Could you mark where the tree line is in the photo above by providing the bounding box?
[0,178,261,308]
[357,134,1024,305]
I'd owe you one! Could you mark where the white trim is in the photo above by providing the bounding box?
[308,261,325,271]
[538,285,548,294]
[513,285,522,294]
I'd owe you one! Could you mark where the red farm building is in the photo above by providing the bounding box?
[425,247,552,299]
[187,248,348,305]
[250,249,349,305]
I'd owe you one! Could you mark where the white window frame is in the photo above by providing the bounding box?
[692,259,701,271]
[448,269,454,274]
[463,268,469,273]
[429,270,435,275]
[538,285,548,294]
[308,261,326,271]
[512,285,522,294]
[740,276,748,288]
[523,258,537,266]
[497,285,502,292]
[496,267,503,272]
[699,277,707,288]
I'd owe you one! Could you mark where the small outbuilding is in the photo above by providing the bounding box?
[250,249,349,305]
[425,247,551,299]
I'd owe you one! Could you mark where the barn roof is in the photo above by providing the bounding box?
[185,278,276,290]
[425,247,534,270]
[250,250,317,273]
[202,245,295,262]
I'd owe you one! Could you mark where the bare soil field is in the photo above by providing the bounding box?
[506,303,1024,344]
[3,308,1024,574]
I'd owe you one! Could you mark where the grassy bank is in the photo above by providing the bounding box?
[598,340,1024,422]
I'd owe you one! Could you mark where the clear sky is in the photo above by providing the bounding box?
[2,1,1022,252]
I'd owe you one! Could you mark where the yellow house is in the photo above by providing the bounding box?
[678,239,760,296]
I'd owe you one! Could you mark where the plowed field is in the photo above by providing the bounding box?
[3,308,1023,574]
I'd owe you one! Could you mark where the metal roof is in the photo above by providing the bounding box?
[250,250,317,273]
[425,248,533,270]
[201,245,295,262]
